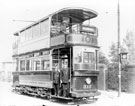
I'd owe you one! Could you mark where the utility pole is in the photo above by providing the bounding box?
[117,0,121,97]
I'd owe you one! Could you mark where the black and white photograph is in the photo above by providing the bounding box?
[0,0,135,106]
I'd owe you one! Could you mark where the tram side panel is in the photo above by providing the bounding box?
[12,71,53,88]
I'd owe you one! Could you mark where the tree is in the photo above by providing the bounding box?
[107,43,128,91]
[109,43,119,63]
[106,30,135,91]
[109,42,127,63]
[123,30,135,63]
[99,51,109,65]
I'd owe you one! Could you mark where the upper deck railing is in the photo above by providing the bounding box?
[51,23,98,37]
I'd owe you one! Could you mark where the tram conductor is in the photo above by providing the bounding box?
[60,58,70,97]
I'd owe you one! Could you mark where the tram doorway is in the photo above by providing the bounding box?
[52,47,72,97]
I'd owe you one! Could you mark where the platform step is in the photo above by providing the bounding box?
[51,95,73,100]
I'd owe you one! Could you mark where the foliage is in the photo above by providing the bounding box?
[107,64,129,91]
[123,31,135,63]
[106,64,118,90]
[108,43,119,63]
[99,31,135,92]
[106,43,128,91]
[99,51,109,65]
[105,30,135,92]
[108,43,127,63]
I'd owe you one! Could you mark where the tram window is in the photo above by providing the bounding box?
[52,60,58,65]
[34,59,40,70]
[28,59,32,70]
[15,59,19,71]
[52,55,58,59]
[26,60,31,71]
[83,52,89,63]
[20,60,25,71]
[40,19,49,35]
[33,24,40,38]
[74,52,82,63]
[83,52,95,64]
[41,60,50,70]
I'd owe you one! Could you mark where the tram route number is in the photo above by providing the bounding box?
[82,35,97,45]
[83,84,92,89]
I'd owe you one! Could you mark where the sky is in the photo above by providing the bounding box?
[0,0,135,62]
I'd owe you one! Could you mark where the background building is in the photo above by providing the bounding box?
[0,62,15,82]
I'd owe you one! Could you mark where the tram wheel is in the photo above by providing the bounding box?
[46,95,51,100]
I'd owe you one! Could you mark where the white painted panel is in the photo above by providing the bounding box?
[50,34,65,46]
[18,35,50,54]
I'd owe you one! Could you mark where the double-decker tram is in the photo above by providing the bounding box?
[12,7,100,100]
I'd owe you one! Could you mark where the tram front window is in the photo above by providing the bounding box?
[83,52,95,69]
[73,46,97,70]
[83,52,95,64]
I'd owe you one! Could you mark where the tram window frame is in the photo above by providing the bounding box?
[15,59,19,71]
[83,52,95,64]
[33,58,41,71]
[52,49,60,70]
[18,51,50,71]
[33,56,50,71]
[74,52,82,64]
[41,59,50,70]
[95,50,98,70]
[20,60,25,71]
[83,51,96,69]
[25,59,33,71]
[26,60,30,71]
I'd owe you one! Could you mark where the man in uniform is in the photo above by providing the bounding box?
[60,58,70,97]
[53,63,60,96]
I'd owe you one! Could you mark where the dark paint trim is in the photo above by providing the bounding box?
[73,70,99,76]
[12,71,53,80]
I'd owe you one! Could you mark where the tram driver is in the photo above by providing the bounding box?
[53,63,60,96]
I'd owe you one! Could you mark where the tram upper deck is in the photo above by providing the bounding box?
[50,7,98,36]
[13,7,98,56]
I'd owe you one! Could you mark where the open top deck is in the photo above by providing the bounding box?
[14,7,97,36]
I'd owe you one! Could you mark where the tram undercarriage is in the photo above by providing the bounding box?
[12,84,99,102]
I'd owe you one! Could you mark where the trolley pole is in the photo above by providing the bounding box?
[117,0,121,97]
[13,19,36,23]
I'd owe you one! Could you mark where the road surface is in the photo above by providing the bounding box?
[0,81,135,106]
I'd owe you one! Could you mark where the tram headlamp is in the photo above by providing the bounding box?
[85,78,91,84]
